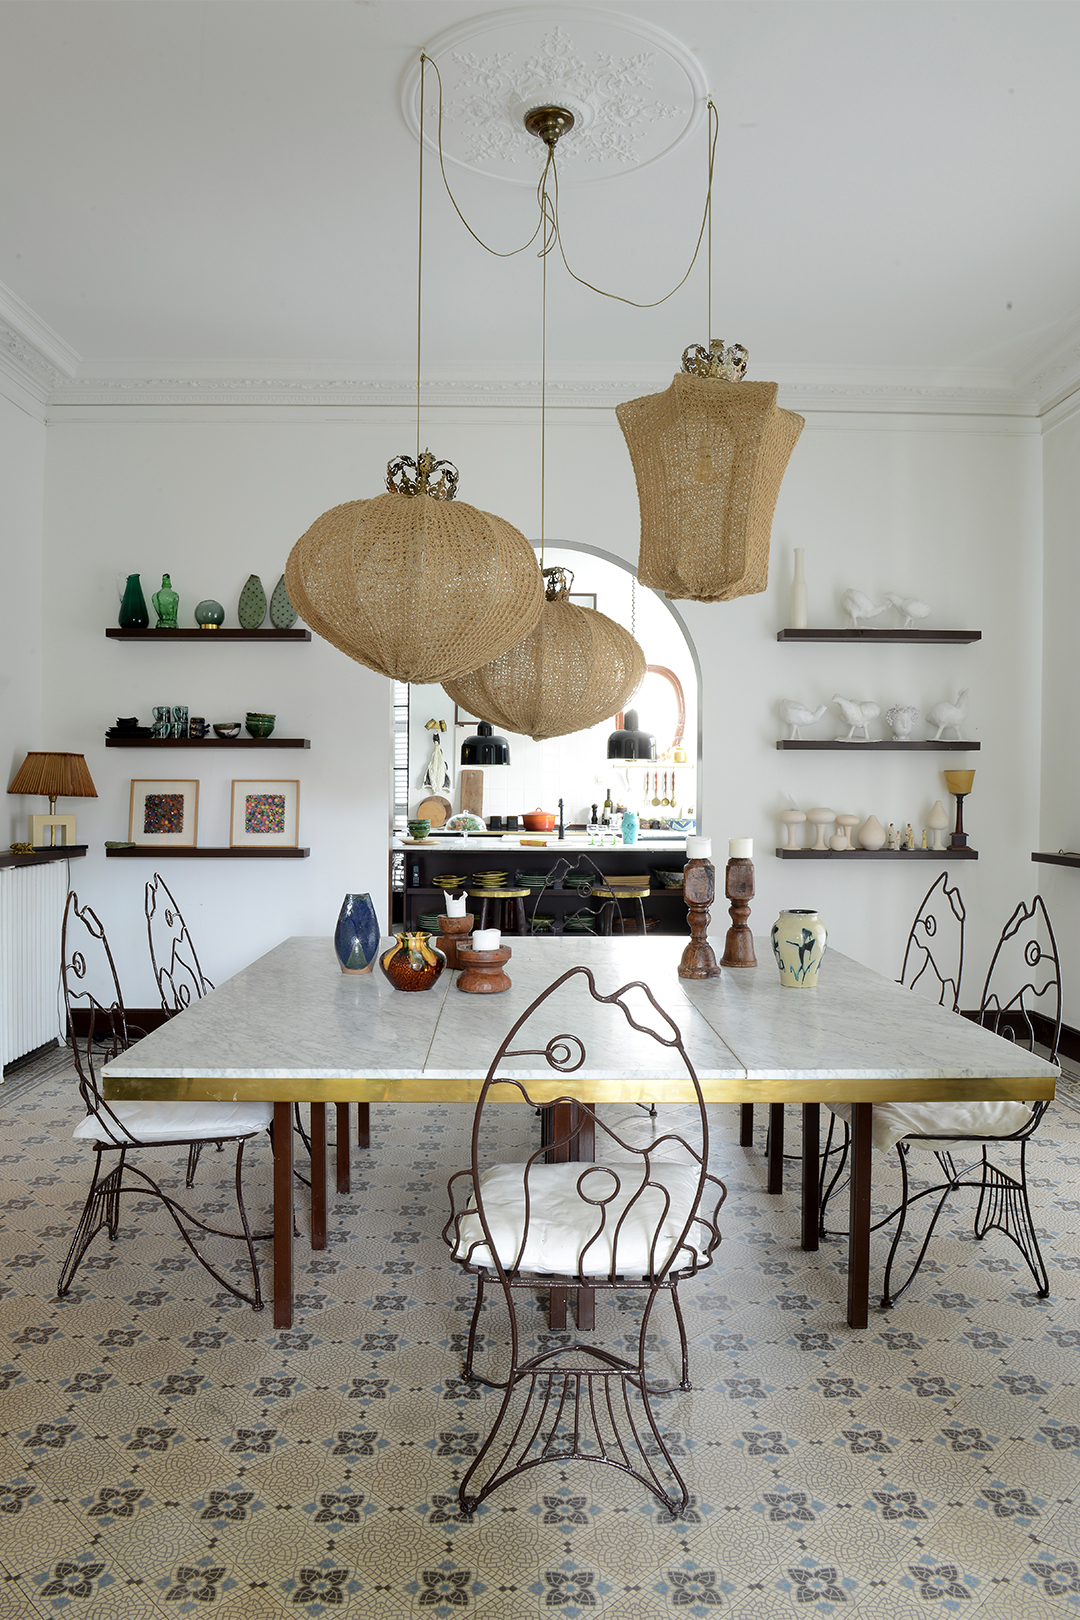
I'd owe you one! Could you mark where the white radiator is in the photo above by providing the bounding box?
[0,861,68,1067]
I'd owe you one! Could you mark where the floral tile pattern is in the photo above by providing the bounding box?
[0,1046,1078,1616]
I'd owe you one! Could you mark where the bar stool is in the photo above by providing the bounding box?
[469,888,530,936]
[590,886,651,936]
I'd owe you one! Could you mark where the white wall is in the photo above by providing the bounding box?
[1039,401,1080,1019]
[39,399,1044,1009]
[1,391,46,837]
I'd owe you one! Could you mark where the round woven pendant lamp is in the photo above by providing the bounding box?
[284,452,544,685]
[443,567,646,742]
[616,341,804,604]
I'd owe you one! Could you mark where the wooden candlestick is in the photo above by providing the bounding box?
[456,944,512,994]
[678,858,721,979]
[435,913,474,970]
[720,857,758,967]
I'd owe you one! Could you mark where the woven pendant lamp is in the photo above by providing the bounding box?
[617,340,804,604]
[285,451,544,686]
[443,567,646,743]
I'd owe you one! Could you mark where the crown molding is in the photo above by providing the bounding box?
[42,366,1036,420]
[0,283,79,415]
[1013,304,1080,416]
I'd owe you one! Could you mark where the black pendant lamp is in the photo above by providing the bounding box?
[461,721,511,766]
[607,709,656,761]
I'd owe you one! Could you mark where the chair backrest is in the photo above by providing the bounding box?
[897,871,966,1011]
[978,893,1062,1064]
[62,890,136,1141]
[145,872,213,1014]
[458,966,723,1286]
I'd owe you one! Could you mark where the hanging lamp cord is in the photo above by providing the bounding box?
[420,55,718,312]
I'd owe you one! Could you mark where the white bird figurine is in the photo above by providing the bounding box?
[841,589,887,629]
[833,694,880,741]
[925,688,969,741]
[779,699,827,740]
[886,592,930,629]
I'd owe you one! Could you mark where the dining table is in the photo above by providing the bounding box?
[103,933,1058,1330]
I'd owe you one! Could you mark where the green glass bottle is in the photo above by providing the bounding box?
[152,573,179,629]
[118,573,149,629]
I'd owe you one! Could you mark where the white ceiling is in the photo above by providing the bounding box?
[3,0,1080,397]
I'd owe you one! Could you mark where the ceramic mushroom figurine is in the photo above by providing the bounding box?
[925,689,969,741]
[779,699,828,740]
[806,807,835,851]
[829,814,860,852]
[927,799,950,850]
[833,694,880,741]
[778,808,807,848]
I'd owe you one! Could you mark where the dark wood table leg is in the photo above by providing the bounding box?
[767,1102,785,1193]
[801,1102,820,1251]
[846,1101,872,1329]
[335,1102,350,1194]
[310,1102,327,1250]
[273,1100,295,1328]
[739,1103,754,1147]
[356,1103,370,1150]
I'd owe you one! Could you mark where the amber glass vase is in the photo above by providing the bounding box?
[379,932,445,992]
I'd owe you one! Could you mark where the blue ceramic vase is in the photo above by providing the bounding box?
[621,809,639,844]
[335,893,381,975]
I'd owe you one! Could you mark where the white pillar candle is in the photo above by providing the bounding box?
[729,837,753,859]
[472,928,501,951]
[685,836,712,861]
[444,891,467,917]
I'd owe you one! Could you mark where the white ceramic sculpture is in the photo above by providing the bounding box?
[887,822,901,850]
[925,688,969,741]
[857,814,886,850]
[806,807,835,851]
[833,694,880,741]
[886,592,930,629]
[779,698,827,739]
[927,799,949,850]
[841,589,887,630]
[778,808,807,848]
[884,704,920,741]
[829,814,860,852]
[905,822,916,849]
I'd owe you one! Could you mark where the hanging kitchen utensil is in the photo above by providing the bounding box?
[652,772,661,807]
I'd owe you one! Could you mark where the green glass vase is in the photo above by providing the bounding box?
[118,573,149,630]
[152,572,179,629]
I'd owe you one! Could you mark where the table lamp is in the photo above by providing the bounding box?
[943,769,975,850]
[8,752,97,847]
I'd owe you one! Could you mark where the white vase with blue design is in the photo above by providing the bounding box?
[771,909,828,989]
[335,893,381,975]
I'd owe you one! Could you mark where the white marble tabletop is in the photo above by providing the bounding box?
[104,935,1057,1108]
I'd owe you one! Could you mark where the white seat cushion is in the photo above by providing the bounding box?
[453,1160,709,1277]
[74,1099,273,1147]
[829,1099,1035,1156]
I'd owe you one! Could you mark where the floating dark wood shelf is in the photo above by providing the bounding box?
[777,628,981,643]
[0,844,87,870]
[776,739,980,751]
[105,627,310,641]
[1031,852,1080,869]
[105,846,310,859]
[105,736,309,749]
[776,847,978,860]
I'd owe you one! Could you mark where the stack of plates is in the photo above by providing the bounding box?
[564,914,597,933]
[530,914,554,932]
[564,872,594,889]
[518,872,554,889]
[417,912,442,933]
[471,871,509,890]
[432,874,467,891]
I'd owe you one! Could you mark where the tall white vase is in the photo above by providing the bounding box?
[791,548,808,629]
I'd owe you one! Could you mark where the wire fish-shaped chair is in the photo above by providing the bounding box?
[443,965,726,1516]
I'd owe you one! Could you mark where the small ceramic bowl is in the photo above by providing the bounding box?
[407,820,431,840]
[213,722,241,738]
[245,716,276,738]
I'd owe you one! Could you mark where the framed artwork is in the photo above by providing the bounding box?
[230,779,300,849]
[129,779,199,847]
[569,591,597,611]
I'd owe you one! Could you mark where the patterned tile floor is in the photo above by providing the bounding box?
[1,1045,1078,1617]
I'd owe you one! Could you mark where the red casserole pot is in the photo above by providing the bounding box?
[521,807,557,832]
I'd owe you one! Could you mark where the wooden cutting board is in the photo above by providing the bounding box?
[416,794,452,827]
[459,770,484,820]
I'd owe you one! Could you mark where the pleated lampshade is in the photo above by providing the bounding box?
[285,452,545,686]
[8,752,97,805]
[443,568,646,743]
[616,342,804,603]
